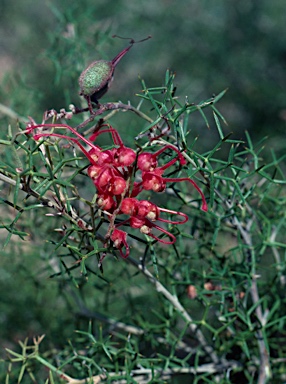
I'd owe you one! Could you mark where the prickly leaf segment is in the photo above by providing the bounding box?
[79,60,113,97]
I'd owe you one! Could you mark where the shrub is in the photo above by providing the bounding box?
[1,37,286,384]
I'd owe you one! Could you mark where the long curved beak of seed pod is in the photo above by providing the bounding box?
[111,44,134,67]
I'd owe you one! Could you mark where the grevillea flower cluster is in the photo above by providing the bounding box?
[26,122,207,259]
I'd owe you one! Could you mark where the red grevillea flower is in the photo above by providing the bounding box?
[120,197,138,216]
[112,146,136,167]
[120,197,188,224]
[88,146,114,165]
[89,127,136,167]
[136,145,207,212]
[110,229,130,258]
[137,145,186,172]
[127,216,177,244]
[27,123,135,167]
[27,121,208,259]
[136,169,208,212]
[108,176,126,195]
[97,194,116,211]
[88,164,127,196]
[117,198,188,245]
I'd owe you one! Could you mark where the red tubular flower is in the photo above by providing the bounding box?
[129,216,145,229]
[89,127,136,167]
[111,229,130,258]
[32,131,100,166]
[145,221,177,244]
[138,170,207,212]
[112,146,136,167]
[87,164,102,180]
[30,123,97,148]
[137,200,189,224]
[120,197,138,216]
[89,127,123,146]
[29,124,133,169]
[136,200,158,221]
[88,147,114,165]
[94,167,113,188]
[136,144,207,212]
[156,206,188,224]
[120,199,158,221]
[137,152,158,172]
[137,145,186,172]
[161,176,208,212]
[120,198,188,225]
[97,194,116,211]
[109,176,126,195]
[130,217,177,244]
[117,215,177,245]
[141,170,166,192]
[94,169,126,196]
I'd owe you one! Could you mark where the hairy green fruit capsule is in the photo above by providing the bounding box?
[79,60,113,97]
[78,43,133,111]
[78,35,151,113]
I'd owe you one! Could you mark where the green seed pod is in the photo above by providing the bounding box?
[78,43,133,107]
[78,36,151,112]
[79,60,113,97]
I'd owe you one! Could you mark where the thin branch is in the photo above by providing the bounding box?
[126,256,220,364]
[67,286,197,355]
[71,101,154,130]
[0,171,21,187]
[0,171,94,232]
[215,189,271,383]
[270,226,286,286]
[48,362,241,384]
[16,330,239,384]
[0,102,28,123]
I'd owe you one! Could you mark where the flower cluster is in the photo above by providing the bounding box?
[26,122,207,259]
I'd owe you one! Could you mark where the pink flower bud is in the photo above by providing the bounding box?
[96,168,113,188]
[113,146,136,167]
[88,147,114,165]
[87,164,102,180]
[129,216,145,229]
[142,172,166,192]
[110,176,126,195]
[120,198,138,216]
[137,152,158,171]
[136,200,158,221]
[111,229,130,258]
[97,194,116,211]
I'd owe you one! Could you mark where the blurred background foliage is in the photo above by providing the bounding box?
[1,0,286,382]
